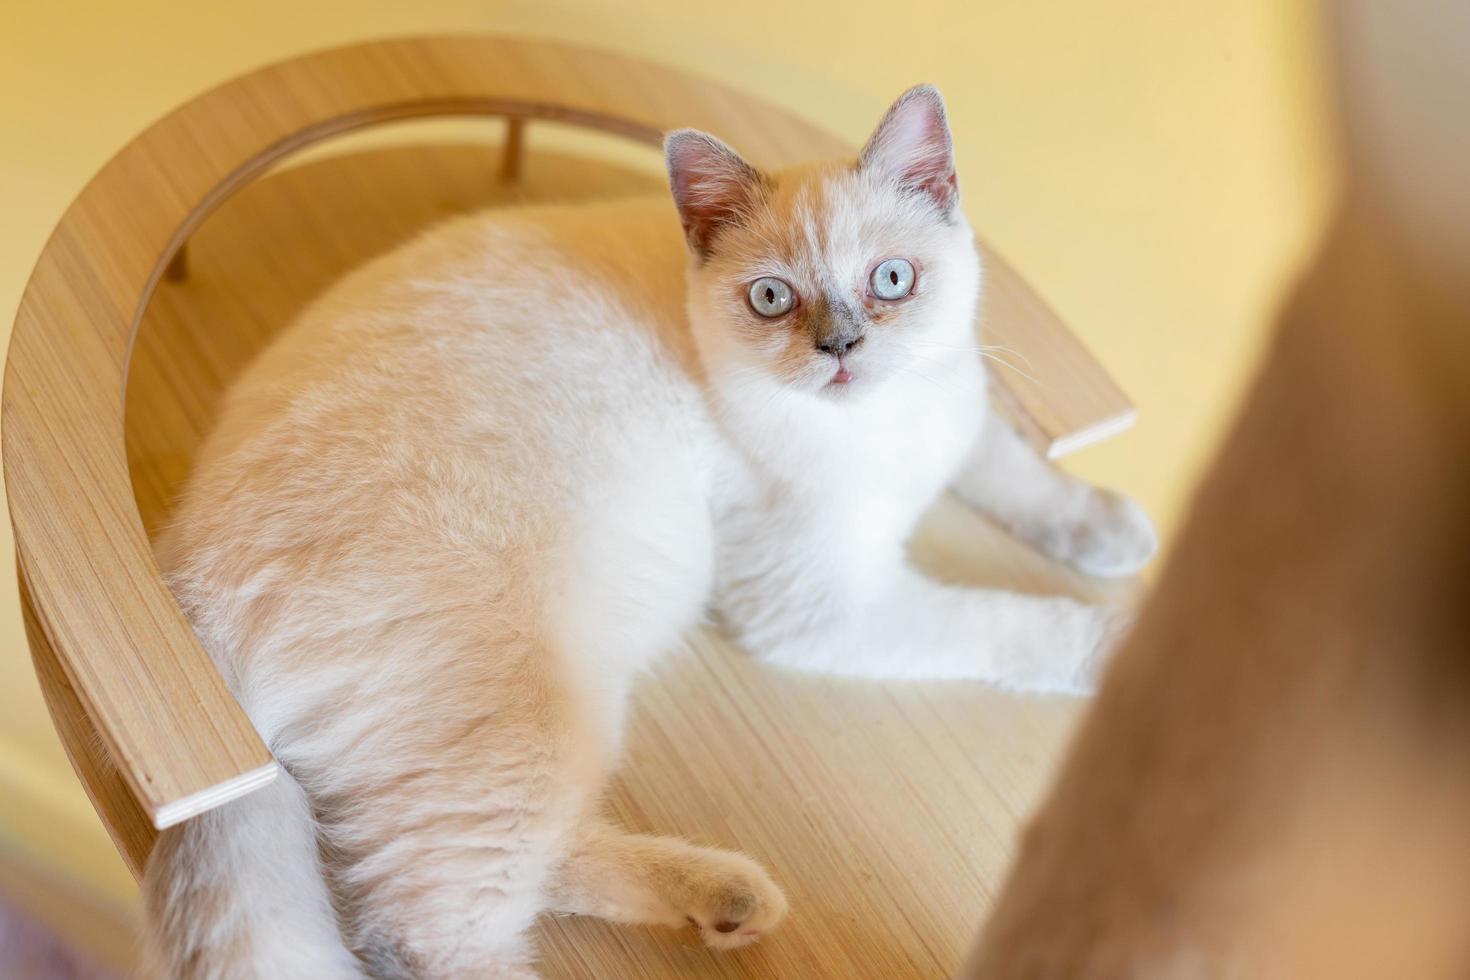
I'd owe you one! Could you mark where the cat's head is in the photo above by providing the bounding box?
[666,86,980,398]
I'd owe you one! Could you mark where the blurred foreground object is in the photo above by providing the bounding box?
[963,2,1470,976]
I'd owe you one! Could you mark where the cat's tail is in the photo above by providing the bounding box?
[142,765,365,979]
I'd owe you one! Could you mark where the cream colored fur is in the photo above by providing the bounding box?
[143,87,1154,978]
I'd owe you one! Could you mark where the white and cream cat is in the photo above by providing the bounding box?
[143,86,1155,978]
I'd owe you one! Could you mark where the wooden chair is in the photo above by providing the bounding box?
[3,37,1137,978]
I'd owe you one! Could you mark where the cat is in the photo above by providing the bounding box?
[142,85,1156,979]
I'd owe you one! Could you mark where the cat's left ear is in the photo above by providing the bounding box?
[860,85,959,214]
[666,130,766,259]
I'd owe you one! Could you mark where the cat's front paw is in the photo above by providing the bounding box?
[1064,489,1158,579]
[681,852,788,951]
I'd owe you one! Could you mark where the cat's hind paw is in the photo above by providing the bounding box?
[682,852,788,951]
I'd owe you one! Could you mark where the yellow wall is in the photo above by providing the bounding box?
[1,1,1333,902]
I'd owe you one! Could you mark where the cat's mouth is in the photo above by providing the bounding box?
[816,355,868,395]
[811,353,866,394]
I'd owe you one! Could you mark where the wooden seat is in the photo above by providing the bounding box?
[5,36,1135,978]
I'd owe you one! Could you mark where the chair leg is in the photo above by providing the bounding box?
[165,244,189,282]
[501,117,525,183]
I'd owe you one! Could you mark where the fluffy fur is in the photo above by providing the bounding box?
[143,86,1155,978]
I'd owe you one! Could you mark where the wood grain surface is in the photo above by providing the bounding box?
[983,269,1135,459]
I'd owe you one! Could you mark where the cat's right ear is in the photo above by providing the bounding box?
[860,85,958,214]
[665,130,764,259]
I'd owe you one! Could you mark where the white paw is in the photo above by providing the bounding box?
[1065,489,1158,578]
[682,852,788,951]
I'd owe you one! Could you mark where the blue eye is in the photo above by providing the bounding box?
[748,277,795,317]
[871,258,915,300]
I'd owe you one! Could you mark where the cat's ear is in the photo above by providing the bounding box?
[665,130,765,259]
[860,85,959,214]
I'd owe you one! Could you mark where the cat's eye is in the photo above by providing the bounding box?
[747,277,795,318]
[870,258,916,301]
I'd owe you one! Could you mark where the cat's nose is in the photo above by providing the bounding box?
[816,333,864,357]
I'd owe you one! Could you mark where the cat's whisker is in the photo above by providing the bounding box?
[894,362,964,397]
[910,339,1036,371]
[905,339,1048,388]
[910,340,987,354]
[979,346,1038,375]
[977,352,1048,389]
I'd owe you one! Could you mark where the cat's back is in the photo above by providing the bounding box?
[164,195,719,682]
[202,193,699,460]
[184,194,704,504]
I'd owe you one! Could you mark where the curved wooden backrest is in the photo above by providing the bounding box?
[2,37,850,843]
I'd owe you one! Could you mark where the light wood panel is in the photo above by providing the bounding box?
[124,138,1133,978]
[19,572,156,880]
[981,258,1136,458]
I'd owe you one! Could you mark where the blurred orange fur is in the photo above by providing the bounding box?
[963,3,1470,976]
